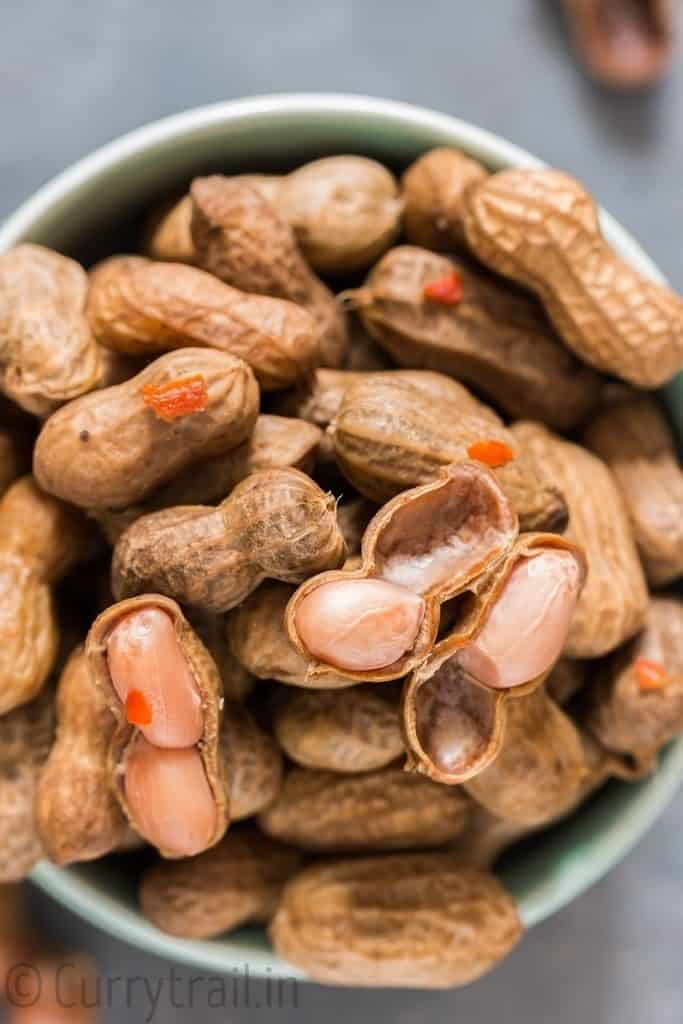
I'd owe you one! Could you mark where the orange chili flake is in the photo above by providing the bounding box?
[467,439,516,468]
[125,689,153,726]
[423,271,463,306]
[635,658,668,692]
[141,374,209,422]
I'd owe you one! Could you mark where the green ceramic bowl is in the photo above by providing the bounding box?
[2,94,681,979]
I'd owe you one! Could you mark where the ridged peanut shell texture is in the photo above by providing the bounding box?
[584,597,683,768]
[219,701,283,821]
[86,255,320,388]
[272,684,403,772]
[36,646,131,866]
[190,176,348,368]
[463,168,683,387]
[86,595,228,858]
[140,826,301,939]
[277,155,403,273]
[512,422,648,658]
[0,476,94,715]
[112,468,346,613]
[33,348,259,510]
[331,373,568,532]
[584,397,683,586]
[0,243,104,415]
[259,766,470,852]
[270,853,522,988]
[287,460,518,685]
[0,687,55,881]
[402,531,587,784]
[401,147,488,249]
[350,245,601,430]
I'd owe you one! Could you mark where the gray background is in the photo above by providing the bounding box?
[3,1,683,1021]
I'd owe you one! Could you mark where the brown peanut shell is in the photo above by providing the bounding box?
[512,421,649,658]
[0,243,105,415]
[463,168,683,388]
[286,460,518,685]
[34,348,259,510]
[143,195,197,264]
[584,397,683,586]
[272,683,403,772]
[583,596,683,769]
[140,826,301,939]
[401,147,488,249]
[348,245,601,430]
[270,853,522,988]
[226,582,355,690]
[85,594,228,858]
[546,658,588,705]
[258,766,470,852]
[111,468,346,613]
[36,645,131,865]
[219,701,283,820]
[86,255,320,388]
[190,176,348,367]
[331,374,568,532]
[401,531,587,784]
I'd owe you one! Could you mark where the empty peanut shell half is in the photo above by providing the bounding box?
[86,594,228,858]
[287,461,518,684]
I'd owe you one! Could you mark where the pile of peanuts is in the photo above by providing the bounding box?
[1,148,682,989]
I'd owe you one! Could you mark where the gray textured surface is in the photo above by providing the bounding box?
[2,1,683,1021]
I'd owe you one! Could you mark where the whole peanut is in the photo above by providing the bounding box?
[401,147,488,249]
[348,245,601,430]
[0,688,54,882]
[512,422,649,658]
[273,684,403,772]
[270,853,522,988]
[0,477,94,715]
[463,168,683,387]
[226,582,355,689]
[277,155,403,273]
[0,244,105,415]
[86,255,320,388]
[332,374,568,531]
[140,826,301,939]
[36,646,131,866]
[259,766,470,852]
[584,397,683,586]
[112,468,346,613]
[34,348,259,510]
[220,701,283,820]
[190,176,348,367]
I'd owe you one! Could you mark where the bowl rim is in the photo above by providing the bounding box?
[3,91,681,979]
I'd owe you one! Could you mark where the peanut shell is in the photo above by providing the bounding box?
[220,701,283,820]
[401,147,488,249]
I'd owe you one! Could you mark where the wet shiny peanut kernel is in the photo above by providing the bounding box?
[124,736,218,858]
[107,608,203,749]
[457,548,583,690]
[294,578,426,673]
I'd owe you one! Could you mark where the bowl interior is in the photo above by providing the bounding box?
[3,93,682,977]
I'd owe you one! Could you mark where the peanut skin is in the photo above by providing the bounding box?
[401,147,488,250]
[277,155,403,273]
[34,348,259,510]
[463,168,683,388]
[270,853,522,988]
[0,687,54,882]
[273,684,403,772]
[0,477,94,715]
[512,422,649,658]
[258,766,471,852]
[35,645,131,865]
[332,374,568,532]
[584,397,683,586]
[190,176,348,368]
[111,468,346,613]
[0,244,105,415]
[140,826,301,939]
[349,245,601,430]
[86,255,320,388]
